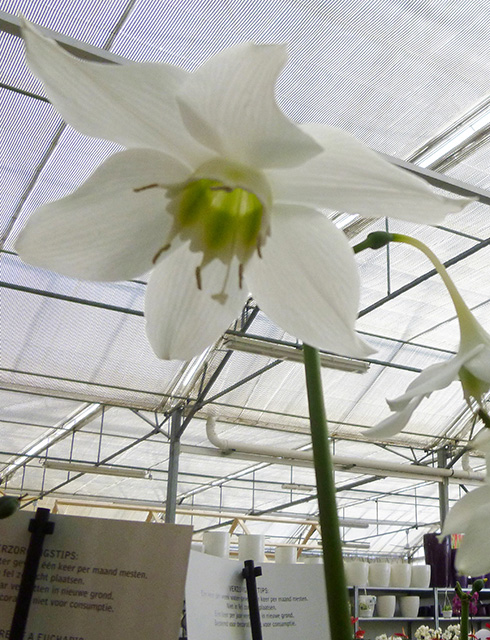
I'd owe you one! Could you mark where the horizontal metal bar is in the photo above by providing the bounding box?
[0,280,144,315]
[379,151,490,207]
[0,10,124,63]
[359,235,490,317]
[0,80,49,102]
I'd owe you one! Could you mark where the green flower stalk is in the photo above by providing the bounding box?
[455,579,486,640]
[303,344,351,640]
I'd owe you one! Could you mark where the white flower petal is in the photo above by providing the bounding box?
[16,149,190,281]
[388,350,480,412]
[440,486,490,537]
[145,248,248,361]
[471,429,490,454]
[22,20,209,166]
[268,123,472,222]
[177,43,322,169]
[464,343,490,385]
[245,204,373,358]
[454,510,490,575]
[367,397,423,439]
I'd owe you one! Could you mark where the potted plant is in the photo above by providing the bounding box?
[443,591,453,618]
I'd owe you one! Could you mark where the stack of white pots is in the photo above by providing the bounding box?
[344,560,369,587]
[344,559,431,619]
[391,563,416,618]
[369,562,394,617]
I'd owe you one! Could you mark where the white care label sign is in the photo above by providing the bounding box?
[185,552,331,639]
[0,511,192,639]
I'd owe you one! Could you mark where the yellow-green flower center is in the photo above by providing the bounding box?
[137,159,270,304]
[459,365,488,407]
[175,178,263,265]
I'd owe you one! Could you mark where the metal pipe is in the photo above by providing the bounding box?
[206,417,485,484]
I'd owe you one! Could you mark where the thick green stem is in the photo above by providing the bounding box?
[390,233,474,325]
[353,231,473,323]
[303,344,351,640]
[354,231,486,361]
[460,597,469,640]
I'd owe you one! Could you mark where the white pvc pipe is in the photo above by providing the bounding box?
[206,417,484,484]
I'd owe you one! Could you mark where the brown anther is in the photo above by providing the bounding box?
[209,185,234,192]
[133,183,160,192]
[195,266,202,290]
[152,244,171,264]
[239,263,244,289]
[257,241,263,259]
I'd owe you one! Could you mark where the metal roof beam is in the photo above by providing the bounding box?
[0,10,125,63]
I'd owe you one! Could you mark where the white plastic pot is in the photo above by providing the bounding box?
[410,564,431,588]
[390,563,411,588]
[275,546,297,564]
[399,595,420,618]
[203,531,230,558]
[344,560,369,587]
[358,595,376,618]
[238,534,265,563]
[377,595,396,618]
[369,562,391,587]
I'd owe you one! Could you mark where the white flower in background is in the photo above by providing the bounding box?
[369,235,490,439]
[414,626,454,640]
[443,625,460,640]
[414,626,437,640]
[16,22,470,361]
[440,430,490,576]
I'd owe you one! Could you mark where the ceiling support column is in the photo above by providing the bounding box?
[165,409,182,524]
[438,448,450,529]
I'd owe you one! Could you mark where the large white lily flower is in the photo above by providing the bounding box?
[439,430,490,575]
[16,23,471,361]
[370,235,490,439]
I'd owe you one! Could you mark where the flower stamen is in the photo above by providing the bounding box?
[209,185,233,193]
[195,265,202,290]
[239,263,244,289]
[133,183,162,192]
[210,258,234,305]
[152,243,171,264]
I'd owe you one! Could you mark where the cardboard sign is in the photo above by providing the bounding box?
[185,551,331,639]
[0,511,192,639]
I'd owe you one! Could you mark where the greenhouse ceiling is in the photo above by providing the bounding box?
[2,1,490,558]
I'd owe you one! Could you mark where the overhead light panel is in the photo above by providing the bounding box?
[223,333,370,373]
[282,483,316,493]
[342,542,370,550]
[43,460,150,479]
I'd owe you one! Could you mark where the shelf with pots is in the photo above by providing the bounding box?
[437,587,490,623]
[359,618,434,622]
[344,559,432,590]
[345,559,436,635]
[350,586,490,638]
[350,586,435,620]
